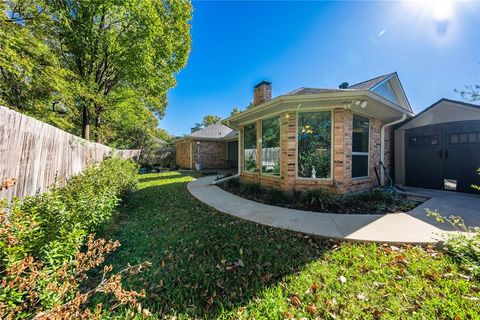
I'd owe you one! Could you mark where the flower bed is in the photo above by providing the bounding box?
[219,177,422,215]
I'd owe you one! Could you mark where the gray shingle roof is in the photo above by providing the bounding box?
[187,124,237,140]
[285,73,395,96]
[347,73,395,90]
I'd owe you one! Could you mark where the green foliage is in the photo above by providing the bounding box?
[265,187,290,204]
[96,172,479,318]
[224,177,240,189]
[192,114,223,131]
[241,182,262,195]
[0,158,138,269]
[297,112,332,178]
[1,0,192,145]
[356,189,396,205]
[301,188,336,211]
[427,210,480,277]
[230,107,242,116]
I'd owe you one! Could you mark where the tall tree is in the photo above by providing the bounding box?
[6,0,192,141]
[456,84,480,102]
[192,114,222,131]
[230,107,242,116]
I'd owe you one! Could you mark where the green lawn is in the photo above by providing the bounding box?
[98,172,479,319]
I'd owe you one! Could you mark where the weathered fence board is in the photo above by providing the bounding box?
[0,106,140,202]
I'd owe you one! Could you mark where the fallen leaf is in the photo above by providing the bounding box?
[310,283,319,293]
[290,294,301,307]
[306,304,317,315]
[284,311,294,319]
[357,292,368,301]
[141,308,151,318]
[339,276,347,283]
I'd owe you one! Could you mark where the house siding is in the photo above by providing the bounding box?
[238,108,392,194]
[191,140,227,169]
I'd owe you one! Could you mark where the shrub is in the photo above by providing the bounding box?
[356,189,396,205]
[0,157,140,318]
[241,182,263,195]
[265,187,290,204]
[427,210,480,277]
[224,177,240,189]
[301,188,336,211]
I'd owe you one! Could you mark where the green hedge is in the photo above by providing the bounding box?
[0,157,138,269]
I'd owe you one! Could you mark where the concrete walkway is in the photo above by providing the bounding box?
[186,176,472,244]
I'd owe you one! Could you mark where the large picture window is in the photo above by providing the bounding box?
[262,116,280,175]
[297,112,331,179]
[243,123,257,172]
[352,115,369,178]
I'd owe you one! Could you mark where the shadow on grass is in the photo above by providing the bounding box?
[98,173,333,318]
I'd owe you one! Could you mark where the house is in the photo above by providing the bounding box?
[394,98,480,194]
[175,124,238,169]
[224,73,414,194]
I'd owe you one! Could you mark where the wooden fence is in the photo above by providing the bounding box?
[0,106,140,202]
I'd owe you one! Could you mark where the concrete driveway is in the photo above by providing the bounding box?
[403,186,480,231]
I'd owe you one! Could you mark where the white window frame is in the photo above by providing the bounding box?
[242,121,257,174]
[351,114,370,179]
[295,110,334,180]
[260,115,281,177]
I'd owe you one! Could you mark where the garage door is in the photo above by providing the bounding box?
[405,120,480,193]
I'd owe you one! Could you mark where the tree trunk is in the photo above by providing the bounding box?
[82,104,90,140]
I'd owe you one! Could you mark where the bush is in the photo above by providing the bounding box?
[265,187,290,204]
[302,188,336,211]
[241,182,263,195]
[0,157,140,318]
[427,210,480,277]
[224,177,240,189]
[356,189,396,205]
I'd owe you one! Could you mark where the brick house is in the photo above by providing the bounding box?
[224,73,414,194]
[175,124,238,169]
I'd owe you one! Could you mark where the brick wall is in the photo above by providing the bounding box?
[175,139,191,169]
[192,140,227,169]
[238,108,392,194]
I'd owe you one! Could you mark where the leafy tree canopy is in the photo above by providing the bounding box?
[192,114,222,131]
[1,0,192,151]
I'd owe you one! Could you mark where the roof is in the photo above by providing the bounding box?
[285,72,396,96]
[347,73,395,90]
[181,124,238,141]
[398,98,480,129]
[286,87,351,95]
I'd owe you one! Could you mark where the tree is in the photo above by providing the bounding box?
[0,3,77,132]
[230,107,242,116]
[192,114,222,131]
[456,84,480,102]
[5,0,192,141]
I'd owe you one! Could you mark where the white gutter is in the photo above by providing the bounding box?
[380,114,407,185]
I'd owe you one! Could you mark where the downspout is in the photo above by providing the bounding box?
[380,114,407,185]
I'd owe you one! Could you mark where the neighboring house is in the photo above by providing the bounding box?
[394,98,480,194]
[175,124,238,169]
[224,73,414,194]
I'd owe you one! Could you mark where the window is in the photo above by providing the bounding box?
[297,112,331,179]
[352,115,369,178]
[450,132,480,144]
[409,135,439,147]
[262,117,280,175]
[243,123,257,172]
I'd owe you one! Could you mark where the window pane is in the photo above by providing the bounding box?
[262,117,280,175]
[468,133,477,143]
[243,123,257,172]
[352,155,369,178]
[450,134,458,144]
[353,115,369,152]
[297,112,331,178]
[459,134,468,144]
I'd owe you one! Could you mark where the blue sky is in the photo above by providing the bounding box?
[159,0,480,136]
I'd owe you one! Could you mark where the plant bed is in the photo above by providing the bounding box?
[218,177,422,215]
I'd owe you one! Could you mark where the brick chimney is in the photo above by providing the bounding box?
[253,81,272,106]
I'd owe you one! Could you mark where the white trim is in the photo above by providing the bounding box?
[260,115,282,177]
[351,114,370,179]
[295,110,334,181]
[242,122,257,174]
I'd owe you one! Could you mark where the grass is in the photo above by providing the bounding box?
[97,172,480,319]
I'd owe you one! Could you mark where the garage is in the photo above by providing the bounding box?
[395,99,480,194]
